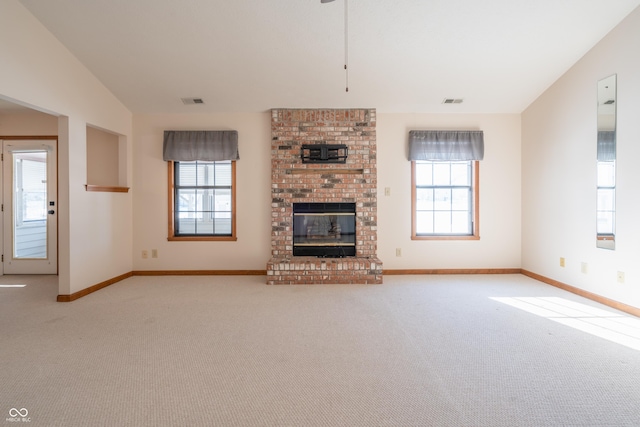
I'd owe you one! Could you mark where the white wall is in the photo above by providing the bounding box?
[0,0,133,295]
[377,113,522,269]
[522,7,640,307]
[133,112,522,272]
[133,113,272,270]
[0,111,58,135]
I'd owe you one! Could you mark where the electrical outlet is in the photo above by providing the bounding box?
[559,257,565,267]
[151,249,158,258]
[617,271,625,284]
[385,187,391,196]
[142,250,148,259]
[396,248,402,257]
[581,262,588,274]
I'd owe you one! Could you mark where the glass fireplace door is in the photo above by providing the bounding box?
[293,203,355,257]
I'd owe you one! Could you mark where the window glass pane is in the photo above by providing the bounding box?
[597,161,615,187]
[215,161,232,186]
[200,162,215,186]
[597,212,614,234]
[195,162,206,185]
[415,162,432,186]
[198,189,214,213]
[177,218,196,234]
[192,189,205,212]
[416,188,433,210]
[195,217,214,234]
[451,188,469,211]
[451,212,470,234]
[433,163,450,186]
[214,189,231,212]
[177,162,197,186]
[450,162,470,186]
[177,189,197,218]
[214,213,232,234]
[434,189,451,210]
[434,211,451,233]
[416,211,433,234]
[597,189,615,210]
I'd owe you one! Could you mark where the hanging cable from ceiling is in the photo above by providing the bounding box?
[344,0,348,92]
[321,0,349,92]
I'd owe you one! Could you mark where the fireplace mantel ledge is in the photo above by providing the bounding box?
[287,168,364,175]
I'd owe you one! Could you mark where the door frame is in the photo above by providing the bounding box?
[0,135,58,275]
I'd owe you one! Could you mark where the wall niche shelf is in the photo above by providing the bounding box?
[85,185,129,193]
[86,125,128,191]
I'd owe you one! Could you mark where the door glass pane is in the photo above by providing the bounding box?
[13,151,48,259]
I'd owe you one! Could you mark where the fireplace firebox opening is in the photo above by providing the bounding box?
[293,203,356,257]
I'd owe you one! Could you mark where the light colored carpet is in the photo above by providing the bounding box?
[1,274,640,426]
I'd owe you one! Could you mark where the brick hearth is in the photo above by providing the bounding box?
[266,108,383,284]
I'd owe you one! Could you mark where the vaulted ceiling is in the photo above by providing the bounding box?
[13,0,640,114]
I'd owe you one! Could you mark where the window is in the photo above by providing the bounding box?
[412,160,479,239]
[14,153,47,225]
[168,160,236,241]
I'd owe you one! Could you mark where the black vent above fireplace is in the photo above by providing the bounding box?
[301,144,348,163]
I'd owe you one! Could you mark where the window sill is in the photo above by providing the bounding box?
[168,236,237,242]
[85,185,129,193]
[412,235,480,241]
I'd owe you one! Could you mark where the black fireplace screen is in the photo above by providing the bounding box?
[293,203,356,257]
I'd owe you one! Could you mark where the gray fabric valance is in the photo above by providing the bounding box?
[163,130,239,161]
[409,130,484,161]
[597,131,616,162]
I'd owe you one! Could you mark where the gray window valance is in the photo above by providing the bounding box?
[408,130,484,161]
[163,130,239,161]
[597,131,616,162]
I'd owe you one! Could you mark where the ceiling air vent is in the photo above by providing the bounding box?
[442,98,464,104]
[181,98,205,105]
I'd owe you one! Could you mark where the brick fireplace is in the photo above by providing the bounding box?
[266,108,383,284]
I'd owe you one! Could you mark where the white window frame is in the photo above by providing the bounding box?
[411,160,479,240]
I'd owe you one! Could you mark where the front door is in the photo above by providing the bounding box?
[2,140,57,274]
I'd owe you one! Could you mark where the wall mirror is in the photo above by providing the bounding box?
[596,74,616,250]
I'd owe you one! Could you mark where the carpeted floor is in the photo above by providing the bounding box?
[1,274,639,426]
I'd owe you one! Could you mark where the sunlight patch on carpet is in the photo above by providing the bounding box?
[491,296,640,351]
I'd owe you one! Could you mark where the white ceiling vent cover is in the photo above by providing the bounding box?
[181,98,205,105]
[442,98,464,104]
